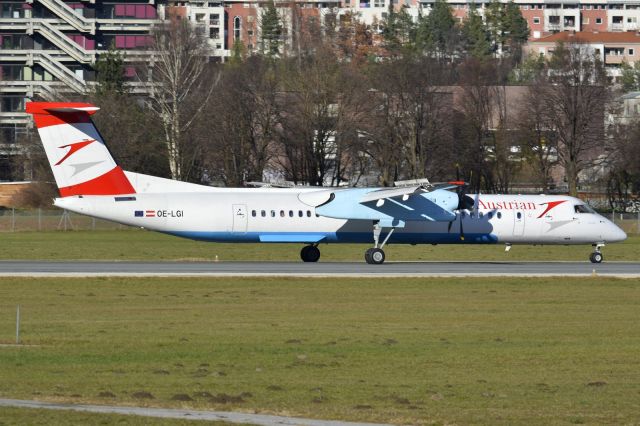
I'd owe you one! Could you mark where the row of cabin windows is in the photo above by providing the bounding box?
[460,211,504,219]
[251,209,318,218]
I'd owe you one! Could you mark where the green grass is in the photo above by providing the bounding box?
[1,277,639,424]
[1,230,639,262]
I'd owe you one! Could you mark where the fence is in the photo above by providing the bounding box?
[0,208,129,232]
[1,208,639,234]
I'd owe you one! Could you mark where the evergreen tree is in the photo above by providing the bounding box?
[502,1,529,57]
[417,0,456,56]
[620,61,640,92]
[484,0,503,55]
[94,42,127,95]
[462,5,490,59]
[260,0,282,58]
[230,40,247,64]
[381,4,416,54]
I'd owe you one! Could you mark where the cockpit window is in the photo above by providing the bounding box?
[574,204,595,214]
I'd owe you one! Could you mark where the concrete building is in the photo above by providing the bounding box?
[0,0,163,179]
[526,31,640,77]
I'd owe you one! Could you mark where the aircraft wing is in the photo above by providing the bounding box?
[311,187,458,226]
[359,182,462,204]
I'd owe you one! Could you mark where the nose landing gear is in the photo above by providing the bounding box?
[300,244,320,262]
[589,243,604,264]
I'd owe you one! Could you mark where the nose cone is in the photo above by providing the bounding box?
[607,222,627,243]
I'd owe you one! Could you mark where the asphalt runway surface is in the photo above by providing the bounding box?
[0,260,639,277]
[0,398,390,426]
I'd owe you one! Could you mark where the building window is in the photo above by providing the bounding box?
[596,18,602,24]
[582,17,589,24]
[233,16,241,40]
[630,48,635,55]
[533,17,540,24]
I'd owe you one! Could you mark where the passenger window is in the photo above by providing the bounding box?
[261,210,266,217]
[280,210,285,217]
[517,212,522,219]
[298,210,303,217]
[497,212,502,219]
[289,210,294,217]
[488,212,493,219]
[271,210,276,217]
[307,210,312,217]
[461,211,466,218]
[479,212,484,218]
[251,210,256,217]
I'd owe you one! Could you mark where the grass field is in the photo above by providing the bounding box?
[1,277,639,424]
[1,230,639,262]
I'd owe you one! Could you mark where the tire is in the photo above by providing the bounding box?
[364,248,373,264]
[301,245,320,263]
[590,252,603,264]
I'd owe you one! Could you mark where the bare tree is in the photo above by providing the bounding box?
[516,84,559,191]
[278,47,343,186]
[365,56,454,185]
[538,42,609,196]
[204,57,281,186]
[146,21,219,181]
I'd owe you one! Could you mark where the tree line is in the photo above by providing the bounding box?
[16,0,640,211]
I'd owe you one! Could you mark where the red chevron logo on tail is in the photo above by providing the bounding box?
[55,140,95,166]
[537,200,567,218]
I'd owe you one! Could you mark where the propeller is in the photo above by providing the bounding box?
[447,181,473,240]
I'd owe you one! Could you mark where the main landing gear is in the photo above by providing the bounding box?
[365,222,395,265]
[589,243,604,264]
[300,244,320,262]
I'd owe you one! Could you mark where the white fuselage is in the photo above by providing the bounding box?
[54,189,627,246]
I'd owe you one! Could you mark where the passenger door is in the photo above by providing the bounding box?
[232,204,248,233]
[513,210,525,236]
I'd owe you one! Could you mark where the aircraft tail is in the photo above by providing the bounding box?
[25,102,135,197]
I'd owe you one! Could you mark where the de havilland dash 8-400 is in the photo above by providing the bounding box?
[26,102,627,265]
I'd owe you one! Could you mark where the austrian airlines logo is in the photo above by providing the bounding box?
[537,200,567,218]
[55,140,95,166]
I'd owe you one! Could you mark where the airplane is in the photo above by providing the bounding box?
[25,102,627,264]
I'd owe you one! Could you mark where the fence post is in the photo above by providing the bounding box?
[11,208,15,232]
[38,208,42,231]
[16,305,20,345]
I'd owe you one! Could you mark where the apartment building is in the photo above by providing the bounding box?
[526,31,640,76]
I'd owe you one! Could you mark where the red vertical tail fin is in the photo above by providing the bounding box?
[26,102,135,197]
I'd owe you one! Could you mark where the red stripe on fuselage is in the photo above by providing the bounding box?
[58,166,136,197]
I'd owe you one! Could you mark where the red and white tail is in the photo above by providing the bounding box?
[26,102,135,197]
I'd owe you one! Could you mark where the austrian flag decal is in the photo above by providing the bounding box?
[134,210,156,217]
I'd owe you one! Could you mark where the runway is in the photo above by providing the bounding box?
[0,260,639,277]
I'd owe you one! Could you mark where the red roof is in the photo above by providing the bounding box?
[533,31,640,44]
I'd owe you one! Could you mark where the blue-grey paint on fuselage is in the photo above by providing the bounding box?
[164,231,500,244]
